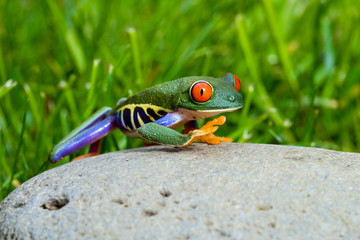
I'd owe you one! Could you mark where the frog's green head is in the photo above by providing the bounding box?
[178,73,243,116]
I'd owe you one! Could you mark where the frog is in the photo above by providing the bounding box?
[48,73,243,163]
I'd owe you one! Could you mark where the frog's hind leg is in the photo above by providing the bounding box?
[56,107,112,146]
[48,107,116,162]
[71,139,102,161]
[117,98,127,105]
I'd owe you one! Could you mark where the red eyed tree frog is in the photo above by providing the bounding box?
[48,73,243,163]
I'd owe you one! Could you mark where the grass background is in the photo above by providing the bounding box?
[0,0,359,201]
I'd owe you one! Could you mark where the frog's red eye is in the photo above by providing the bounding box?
[190,81,213,103]
[234,75,241,91]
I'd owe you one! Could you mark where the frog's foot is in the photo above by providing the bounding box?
[72,152,99,161]
[186,116,233,146]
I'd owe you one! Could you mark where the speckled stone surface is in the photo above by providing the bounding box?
[0,143,360,239]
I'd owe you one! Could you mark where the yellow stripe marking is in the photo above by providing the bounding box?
[118,104,171,130]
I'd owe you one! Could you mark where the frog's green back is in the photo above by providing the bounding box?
[119,78,188,110]
[115,76,204,110]
[114,74,243,111]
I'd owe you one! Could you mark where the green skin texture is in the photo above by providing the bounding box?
[112,73,242,112]
[112,73,244,146]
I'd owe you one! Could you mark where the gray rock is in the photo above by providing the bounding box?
[0,143,360,239]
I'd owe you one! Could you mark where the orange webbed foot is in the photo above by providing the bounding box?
[187,116,233,146]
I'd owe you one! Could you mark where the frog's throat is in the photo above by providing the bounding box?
[177,106,242,120]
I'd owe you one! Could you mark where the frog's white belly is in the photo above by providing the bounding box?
[177,107,242,120]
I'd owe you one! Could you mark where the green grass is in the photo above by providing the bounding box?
[1,0,359,201]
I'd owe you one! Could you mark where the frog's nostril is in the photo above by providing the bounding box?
[229,96,235,101]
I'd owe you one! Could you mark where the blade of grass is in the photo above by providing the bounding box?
[231,83,255,140]
[5,110,26,196]
[21,126,30,173]
[24,83,41,128]
[235,14,295,143]
[64,31,87,74]
[0,107,15,169]
[127,27,143,86]
[33,120,46,172]
[0,80,17,100]
[1,172,24,200]
[0,125,11,176]
[164,18,215,81]
[320,17,335,97]
[105,64,114,106]
[235,112,270,143]
[46,0,86,73]
[261,0,300,96]
[0,39,6,83]
[201,49,212,76]
[268,129,285,143]
[64,80,80,124]
[46,75,77,128]
[85,59,101,116]
[303,108,320,144]
[241,84,254,122]
[60,109,70,138]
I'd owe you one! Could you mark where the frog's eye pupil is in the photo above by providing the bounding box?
[190,81,213,103]
[233,75,241,91]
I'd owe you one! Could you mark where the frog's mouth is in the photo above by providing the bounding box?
[178,106,242,120]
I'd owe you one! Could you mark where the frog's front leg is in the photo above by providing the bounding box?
[137,113,231,147]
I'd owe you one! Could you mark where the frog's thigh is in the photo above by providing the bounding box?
[137,123,191,146]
